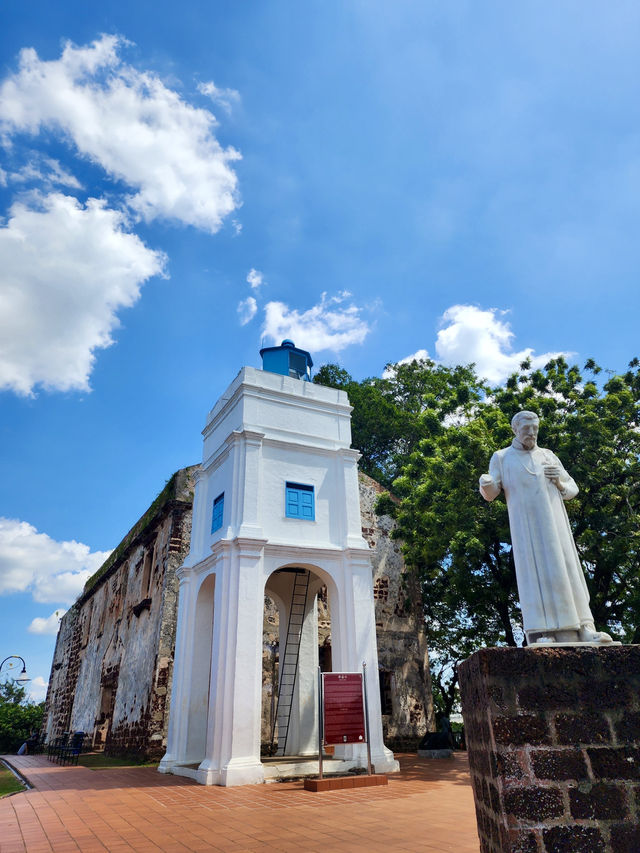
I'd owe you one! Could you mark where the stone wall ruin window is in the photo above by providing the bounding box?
[81,600,94,648]
[141,546,155,598]
[373,576,389,602]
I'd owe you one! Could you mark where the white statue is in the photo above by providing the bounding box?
[479,411,613,646]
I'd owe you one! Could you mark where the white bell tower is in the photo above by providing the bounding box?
[159,342,398,785]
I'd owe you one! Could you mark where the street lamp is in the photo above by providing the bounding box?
[0,655,30,683]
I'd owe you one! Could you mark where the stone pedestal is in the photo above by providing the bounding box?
[417,748,453,759]
[458,646,640,853]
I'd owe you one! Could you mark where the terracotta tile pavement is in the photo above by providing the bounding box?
[0,753,479,853]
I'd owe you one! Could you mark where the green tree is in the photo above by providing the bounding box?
[0,680,44,753]
[317,355,640,707]
[378,357,640,649]
[314,358,485,487]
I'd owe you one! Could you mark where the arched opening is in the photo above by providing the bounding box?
[262,565,335,757]
[185,574,215,762]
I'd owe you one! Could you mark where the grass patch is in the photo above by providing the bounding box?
[0,765,25,797]
[77,753,159,770]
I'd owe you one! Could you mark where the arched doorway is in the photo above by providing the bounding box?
[185,574,215,762]
[262,566,334,757]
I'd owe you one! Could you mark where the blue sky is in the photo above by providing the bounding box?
[1,2,640,700]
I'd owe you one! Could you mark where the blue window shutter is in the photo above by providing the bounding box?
[285,483,314,521]
[211,493,224,533]
[300,490,314,519]
[286,486,300,518]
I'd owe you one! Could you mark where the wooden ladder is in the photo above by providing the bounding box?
[270,569,311,756]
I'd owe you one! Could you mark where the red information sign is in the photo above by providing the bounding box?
[322,672,366,745]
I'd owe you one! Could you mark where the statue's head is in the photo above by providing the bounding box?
[511,410,539,449]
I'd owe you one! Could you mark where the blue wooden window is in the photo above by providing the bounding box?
[285,482,315,520]
[211,492,224,533]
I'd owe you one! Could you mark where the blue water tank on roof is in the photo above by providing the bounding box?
[259,339,313,381]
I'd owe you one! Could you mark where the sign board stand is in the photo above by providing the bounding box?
[305,662,388,792]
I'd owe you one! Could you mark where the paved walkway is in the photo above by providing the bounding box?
[0,753,479,853]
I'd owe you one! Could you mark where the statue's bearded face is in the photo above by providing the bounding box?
[515,418,539,449]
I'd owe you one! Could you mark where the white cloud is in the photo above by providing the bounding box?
[247,268,264,290]
[237,296,257,325]
[0,35,241,231]
[434,305,569,384]
[9,155,82,190]
[28,609,66,635]
[197,80,240,113]
[262,291,370,353]
[0,518,110,605]
[0,192,166,395]
[27,675,48,703]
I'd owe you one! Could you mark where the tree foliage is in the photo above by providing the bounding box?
[0,680,44,753]
[316,356,640,710]
[314,358,485,487]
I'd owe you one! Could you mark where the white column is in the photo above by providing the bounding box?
[340,449,369,549]
[348,551,398,773]
[189,468,209,565]
[289,594,319,755]
[197,539,266,786]
[158,568,195,772]
[237,430,264,539]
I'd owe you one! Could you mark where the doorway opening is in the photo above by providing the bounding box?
[261,567,332,757]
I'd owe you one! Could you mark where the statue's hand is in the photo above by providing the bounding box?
[543,464,561,485]
[479,473,501,502]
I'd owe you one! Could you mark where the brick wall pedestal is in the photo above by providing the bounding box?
[458,646,640,853]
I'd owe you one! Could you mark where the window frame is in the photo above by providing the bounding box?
[211,492,225,533]
[285,481,315,521]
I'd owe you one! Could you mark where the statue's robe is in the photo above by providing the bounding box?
[480,443,592,638]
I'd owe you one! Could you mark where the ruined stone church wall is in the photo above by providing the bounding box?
[43,468,195,757]
[359,472,434,746]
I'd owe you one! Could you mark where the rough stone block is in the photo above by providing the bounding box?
[530,748,588,781]
[541,825,605,853]
[569,782,628,820]
[469,746,491,778]
[576,680,632,710]
[609,823,640,853]
[614,710,640,742]
[587,747,640,780]
[506,830,539,853]
[488,684,510,712]
[517,683,577,712]
[503,787,564,822]
[496,750,526,781]
[493,715,551,746]
[553,712,611,745]
[488,780,501,814]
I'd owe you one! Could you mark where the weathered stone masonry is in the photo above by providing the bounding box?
[459,646,640,853]
[44,467,433,757]
[44,468,196,757]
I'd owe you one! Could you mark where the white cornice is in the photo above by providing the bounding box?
[202,428,265,473]
[202,368,352,440]
[260,436,357,456]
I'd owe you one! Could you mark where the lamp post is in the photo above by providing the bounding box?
[0,655,31,683]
